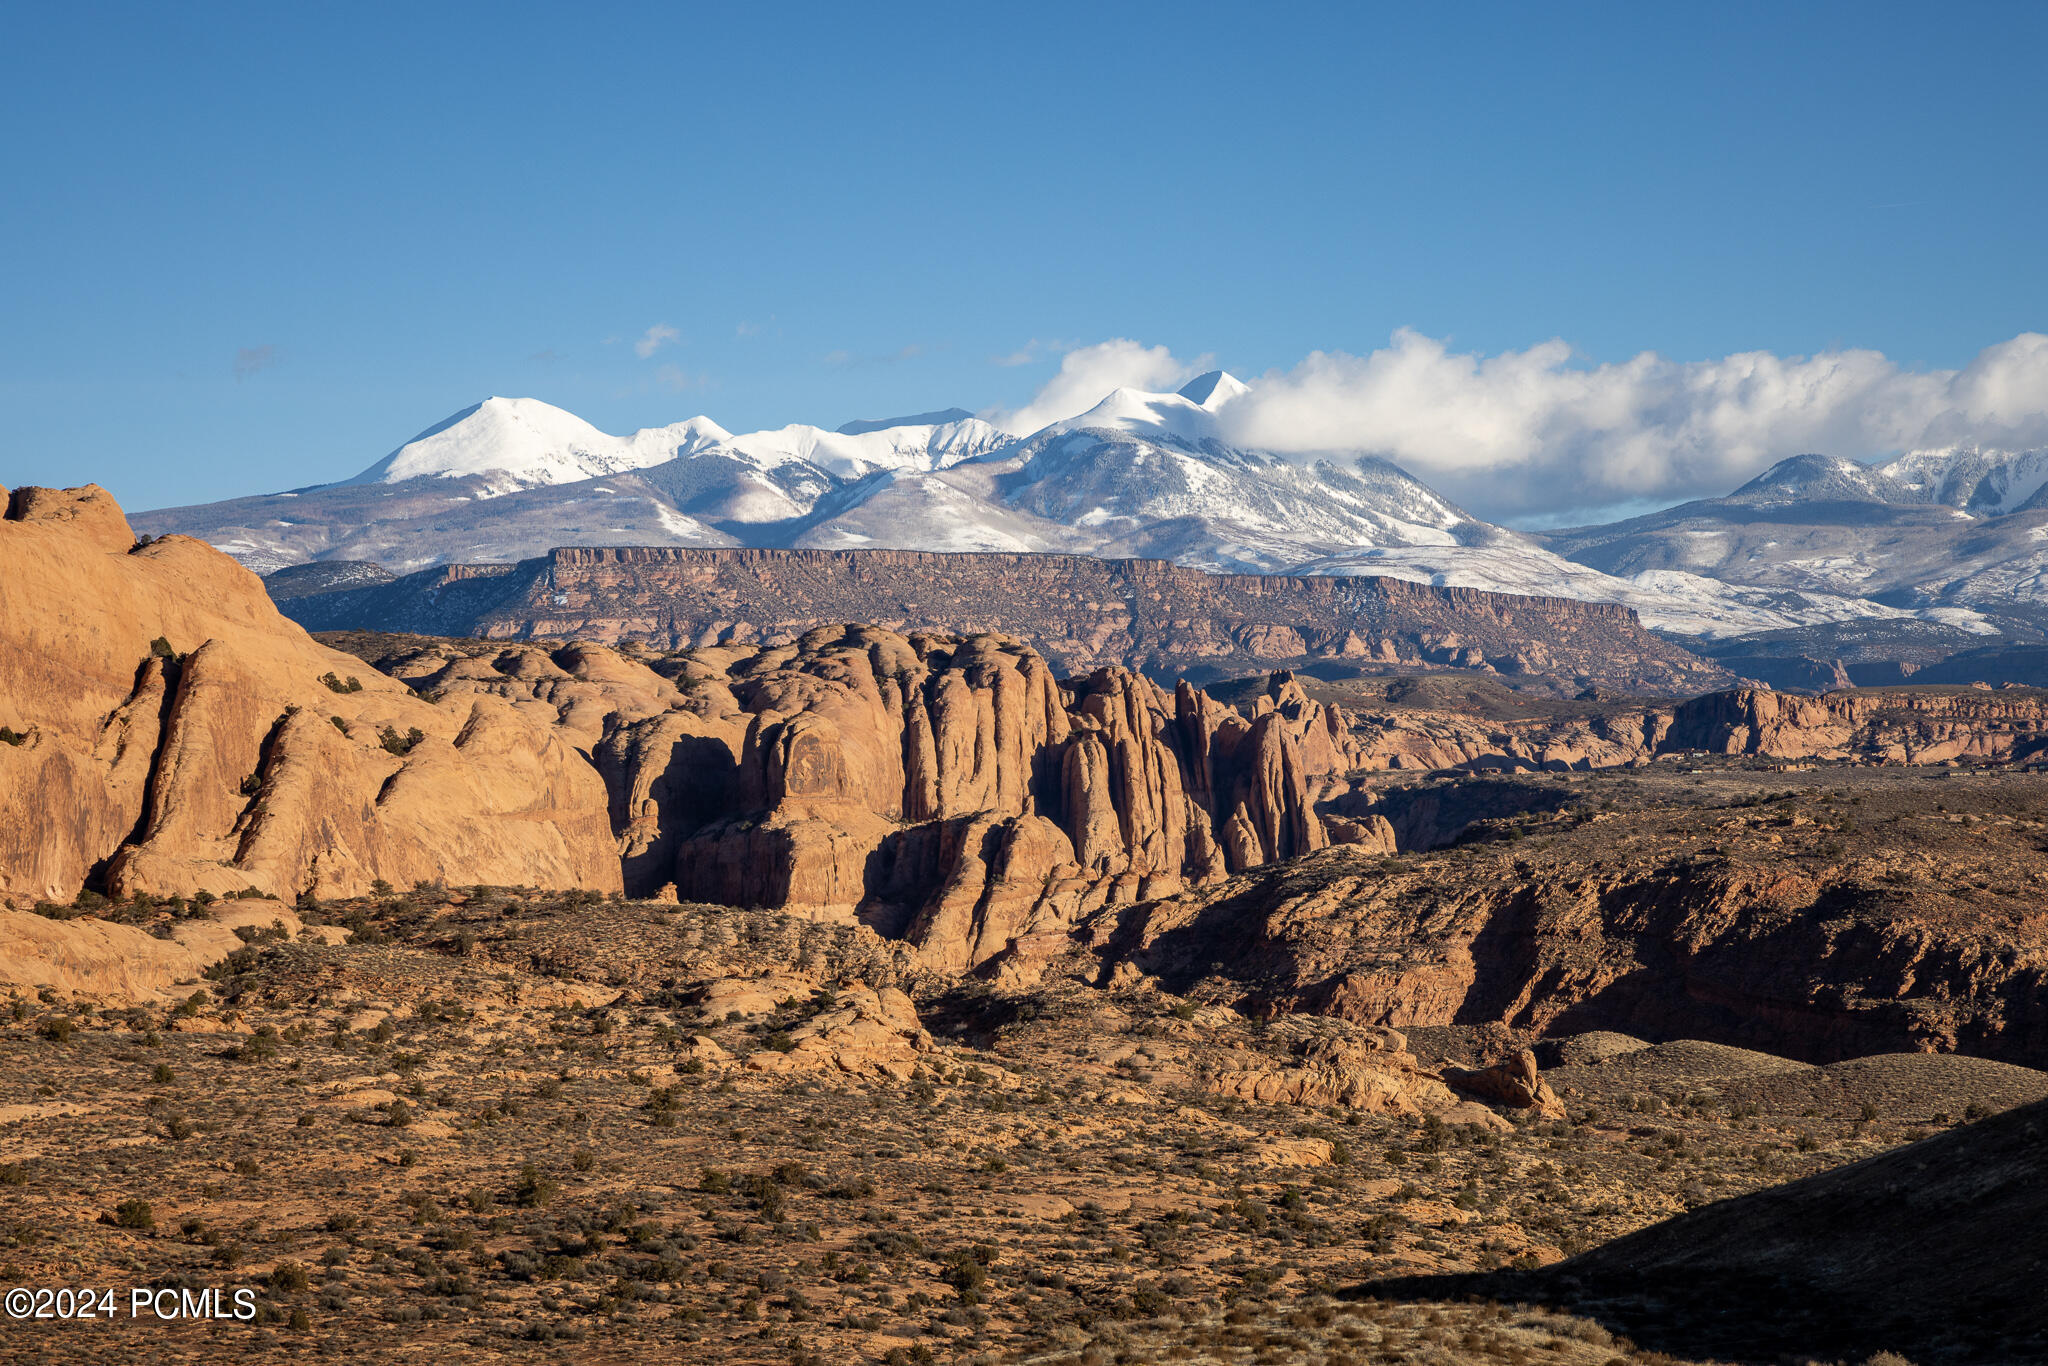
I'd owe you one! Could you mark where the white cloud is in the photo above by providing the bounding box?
[1217,330,2048,519]
[655,364,708,392]
[634,323,681,359]
[981,338,1203,434]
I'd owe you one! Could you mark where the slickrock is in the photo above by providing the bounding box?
[742,983,933,1080]
[1207,1028,1476,1120]
[1443,1048,1567,1118]
[1090,767,2048,1065]
[697,974,818,1019]
[0,486,620,905]
[0,900,300,1002]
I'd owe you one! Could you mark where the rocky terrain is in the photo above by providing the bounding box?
[1368,1086,2048,1365]
[4,885,2041,1365]
[1094,762,2048,1065]
[12,481,2048,1363]
[266,545,1735,694]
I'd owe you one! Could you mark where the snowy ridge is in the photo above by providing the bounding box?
[1875,446,2048,515]
[341,397,732,498]
[1294,542,1996,639]
[142,372,2048,642]
[342,396,1011,499]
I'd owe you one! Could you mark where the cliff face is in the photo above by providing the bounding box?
[275,546,1733,695]
[1317,683,2048,777]
[0,486,621,904]
[364,628,1394,972]
[1091,785,2048,1066]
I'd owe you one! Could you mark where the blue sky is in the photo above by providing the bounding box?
[3,2,2044,517]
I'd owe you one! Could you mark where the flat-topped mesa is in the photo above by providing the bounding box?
[277,545,1729,694]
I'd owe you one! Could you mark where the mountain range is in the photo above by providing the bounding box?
[133,375,2048,657]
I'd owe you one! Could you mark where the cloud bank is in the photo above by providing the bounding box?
[982,339,1205,434]
[994,331,2048,520]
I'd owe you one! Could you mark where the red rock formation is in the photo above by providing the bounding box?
[1090,841,2048,1066]
[0,487,621,904]
[552,626,1370,971]
[1443,1049,1567,1117]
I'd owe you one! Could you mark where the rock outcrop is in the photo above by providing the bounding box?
[1206,1028,1491,1123]
[1443,1049,1567,1118]
[1327,683,2048,776]
[742,983,934,1081]
[1091,812,2048,1066]
[0,486,620,905]
[655,629,1373,971]
[346,626,1373,973]
[0,900,302,1002]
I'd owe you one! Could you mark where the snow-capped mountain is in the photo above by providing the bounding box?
[972,372,1479,571]
[343,395,1011,500]
[340,397,727,497]
[127,382,2048,651]
[1875,446,2048,515]
[1297,542,1993,640]
[1546,446,2048,621]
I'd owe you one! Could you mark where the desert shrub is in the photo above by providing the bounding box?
[514,1162,556,1208]
[113,1198,155,1229]
[238,1027,280,1062]
[379,725,425,756]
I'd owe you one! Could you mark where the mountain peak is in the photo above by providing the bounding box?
[1177,371,1249,408]
[835,408,975,436]
[1728,453,1903,506]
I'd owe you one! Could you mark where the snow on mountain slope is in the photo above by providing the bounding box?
[988,373,1474,572]
[715,416,1012,480]
[143,378,2041,645]
[1727,454,1913,506]
[341,397,732,498]
[1296,542,1995,639]
[1876,446,2048,515]
[341,396,1011,501]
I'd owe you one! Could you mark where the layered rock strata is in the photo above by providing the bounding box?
[272,546,1733,694]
